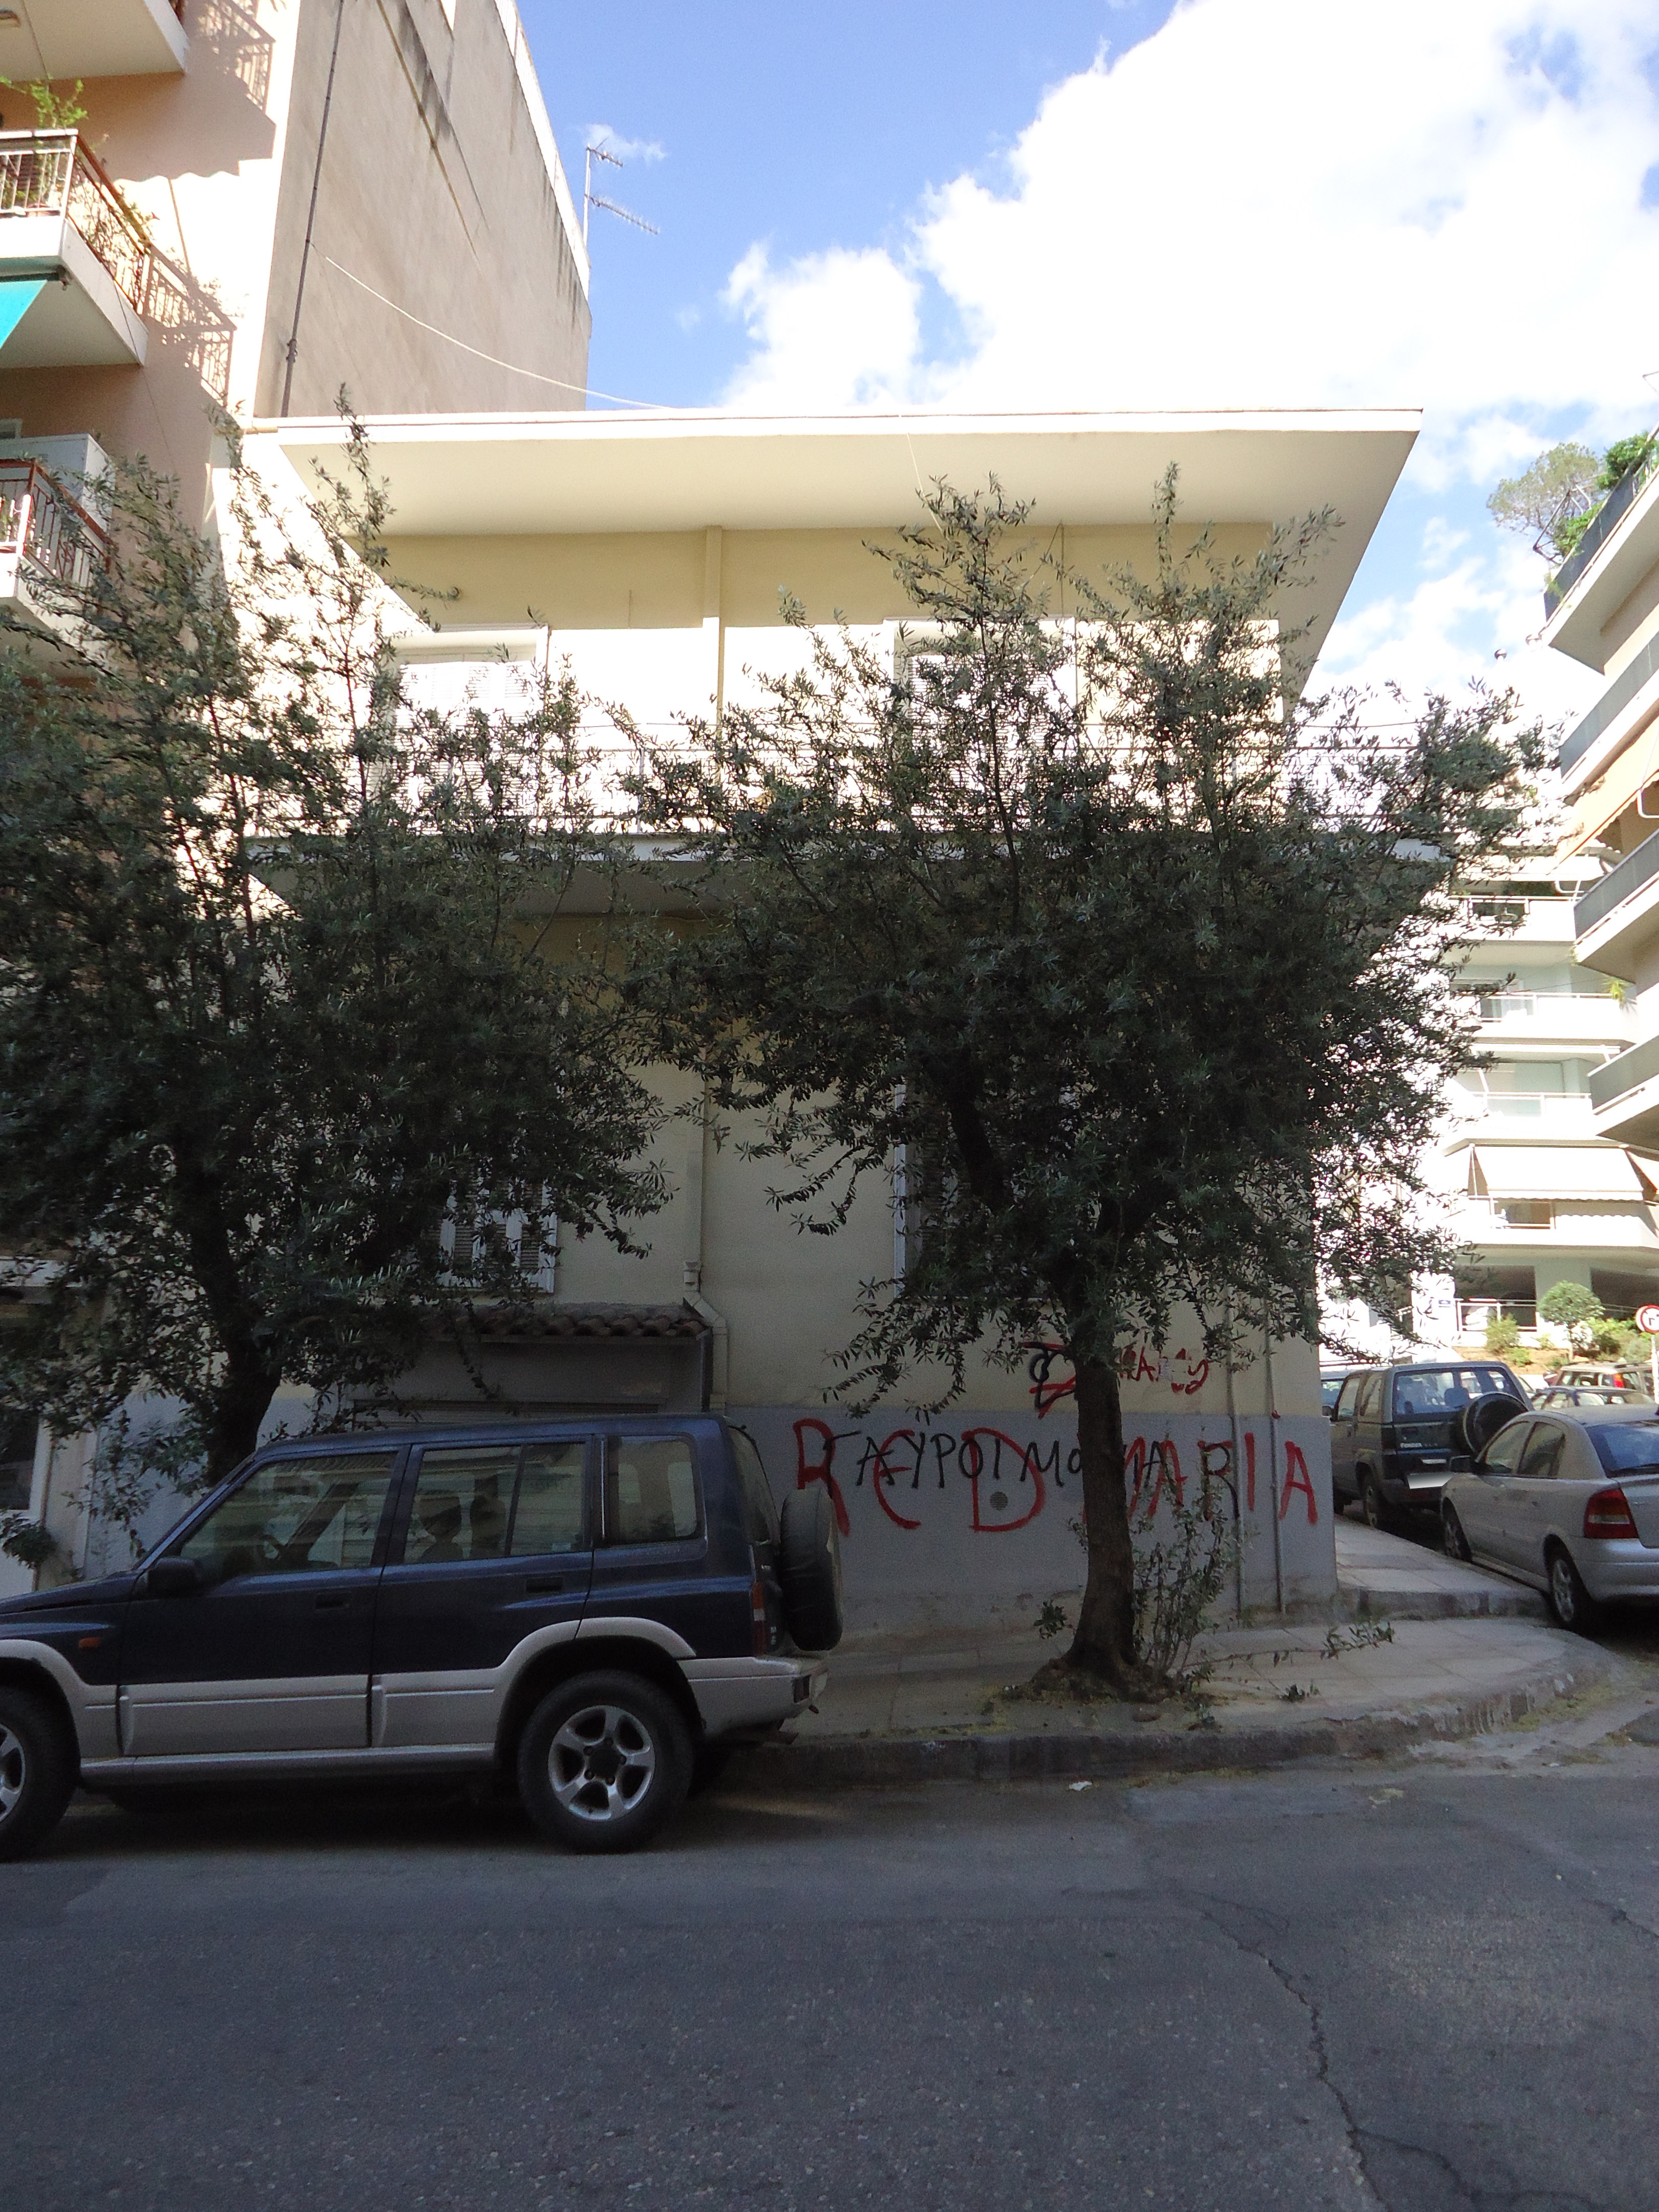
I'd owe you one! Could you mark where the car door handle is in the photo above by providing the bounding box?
[313,1593,351,1610]
[524,1576,564,1595]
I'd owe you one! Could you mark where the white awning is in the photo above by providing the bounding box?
[1469,1146,1656,1200]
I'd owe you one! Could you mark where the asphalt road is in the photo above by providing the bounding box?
[7,1750,1659,2212]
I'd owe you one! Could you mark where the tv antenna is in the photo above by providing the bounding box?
[584,142,659,248]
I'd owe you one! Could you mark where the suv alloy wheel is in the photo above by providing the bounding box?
[517,1671,693,1854]
[0,1685,77,1863]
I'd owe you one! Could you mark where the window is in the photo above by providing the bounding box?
[401,1439,589,1564]
[178,1453,396,1585]
[1498,1200,1553,1230]
[606,1436,700,1545]
[0,1406,36,1513]
[1334,1376,1363,1420]
[512,1442,588,1556]
[404,1445,517,1565]
[1392,1367,1514,1418]
[1355,1373,1382,1420]
[730,1429,780,1545]
[1591,1423,1659,1473]
[1479,1422,1533,1474]
[1517,1424,1565,1480]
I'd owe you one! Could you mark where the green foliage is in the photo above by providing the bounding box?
[0,433,664,1484]
[624,476,1541,1688]
[0,1516,56,1568]
[1034,1598,1070,1640]
[1126,1491,1241,1693]
[1483,1312,1523,1357]
[1487,442,1601,562]
[1598,433,1658,491]
[1538,1281,1604,1352]
[0,77,89,129]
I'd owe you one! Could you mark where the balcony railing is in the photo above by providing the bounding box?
[1559,630,1659,780]
[1545,438,1659,620]
[0,130,152,313]
[1588,1031,1659,1113]
[1574,827,1659,939]
[0,458,112,599]
[1456,1300,1537,1334]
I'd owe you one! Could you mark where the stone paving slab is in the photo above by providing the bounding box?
[1333,1516,1547,1620]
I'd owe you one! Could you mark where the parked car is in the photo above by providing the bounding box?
[1532,1386,1655,1411]
[1542,1363,1647,1392]
[0,1416,839,1863]
[1441,1403,1659,1632]
[1321,1367,1360,1416]
[1329,1360,1529,1527]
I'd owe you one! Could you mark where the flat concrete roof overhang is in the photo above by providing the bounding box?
[259,406,1420,664]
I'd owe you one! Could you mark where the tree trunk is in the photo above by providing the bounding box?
[203,1344,284,1486]
[1064,1352,1140,1692]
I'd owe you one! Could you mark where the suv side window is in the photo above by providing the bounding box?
[730,1429,780,1545]
[401,1439,589,1564]
[606,1436,700,1545]
[178,1452,397,1585]
[1355,1373,1382,1420]
[1334,1375,1363,1421]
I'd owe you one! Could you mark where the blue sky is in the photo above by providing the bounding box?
[522,0,1659,740]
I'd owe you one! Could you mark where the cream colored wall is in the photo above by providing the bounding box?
[0,0,588,523]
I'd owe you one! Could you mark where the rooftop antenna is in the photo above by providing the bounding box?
[583,140,660,248]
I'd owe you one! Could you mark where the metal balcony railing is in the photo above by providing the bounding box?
[0,457,112,599]
[1573,827,1659,939]
[1545,437,1659,620]
[0,130,152,313]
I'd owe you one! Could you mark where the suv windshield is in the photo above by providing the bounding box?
[1392,1367,1511,1417]
[1589,1422,1659,1473]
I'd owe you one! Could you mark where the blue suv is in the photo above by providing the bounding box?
[0,1416,839,1860]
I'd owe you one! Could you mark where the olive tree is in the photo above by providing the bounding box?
[624,479,1541,1695]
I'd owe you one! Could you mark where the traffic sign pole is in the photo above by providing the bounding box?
[1638,1304,1659,1401]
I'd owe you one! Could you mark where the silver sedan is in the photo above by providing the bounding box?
[1440,1404,1659,1633]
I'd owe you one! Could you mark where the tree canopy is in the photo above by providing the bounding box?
[0,437,663,1504]
[625,478,1543,1693]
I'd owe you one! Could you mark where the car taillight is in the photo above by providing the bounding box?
[1583,1486,1640,1540]
[751,1576,770,1656]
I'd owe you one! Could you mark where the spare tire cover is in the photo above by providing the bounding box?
[1459,1393,1528,1458]
[778,1482,843,1651]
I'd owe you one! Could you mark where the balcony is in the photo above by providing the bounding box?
[1459,895,1577,945]
[1573,828,1659,983]
[1449,1092,1598,1136]
[1545,443,1659,623]
[0,132,149,368]
[1469,990,1634,1046]
[0,0,187,79]
[0,442,112,650]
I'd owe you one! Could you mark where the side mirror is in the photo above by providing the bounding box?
[144,1556,203,1599]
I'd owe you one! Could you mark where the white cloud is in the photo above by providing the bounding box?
[584,124,666,166]
[724,244,921,412]
[715,0,1659,721]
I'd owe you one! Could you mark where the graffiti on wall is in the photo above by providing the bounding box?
[1026,1339,1212,1414]
[794,1415,1317,1539]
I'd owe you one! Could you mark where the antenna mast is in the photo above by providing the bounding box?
[583,141,660,249]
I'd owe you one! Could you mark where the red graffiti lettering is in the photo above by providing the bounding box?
[792,1418,852,1537]
[868,1430,923,1530]
[961,1429,1046,1532]
[1279,1440,1318,1524]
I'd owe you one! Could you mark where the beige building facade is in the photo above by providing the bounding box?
[182,403,1413,1629]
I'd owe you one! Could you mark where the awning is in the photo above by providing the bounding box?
[1468,1146,1656,1200]
[1558,718,1659,857]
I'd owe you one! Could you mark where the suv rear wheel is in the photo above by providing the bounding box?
[517,1671,692,1855]
[1360,1473,1395,1533]
[0,1684,76,1863]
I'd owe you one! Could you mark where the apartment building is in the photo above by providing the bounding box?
[1551,434,1659,1168]
[107,400,1415,1632]
[0,0,589,642]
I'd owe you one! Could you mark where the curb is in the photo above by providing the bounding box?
[724,1642,1612,1793]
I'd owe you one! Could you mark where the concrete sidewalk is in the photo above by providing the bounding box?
[728,1514,1593,1792]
